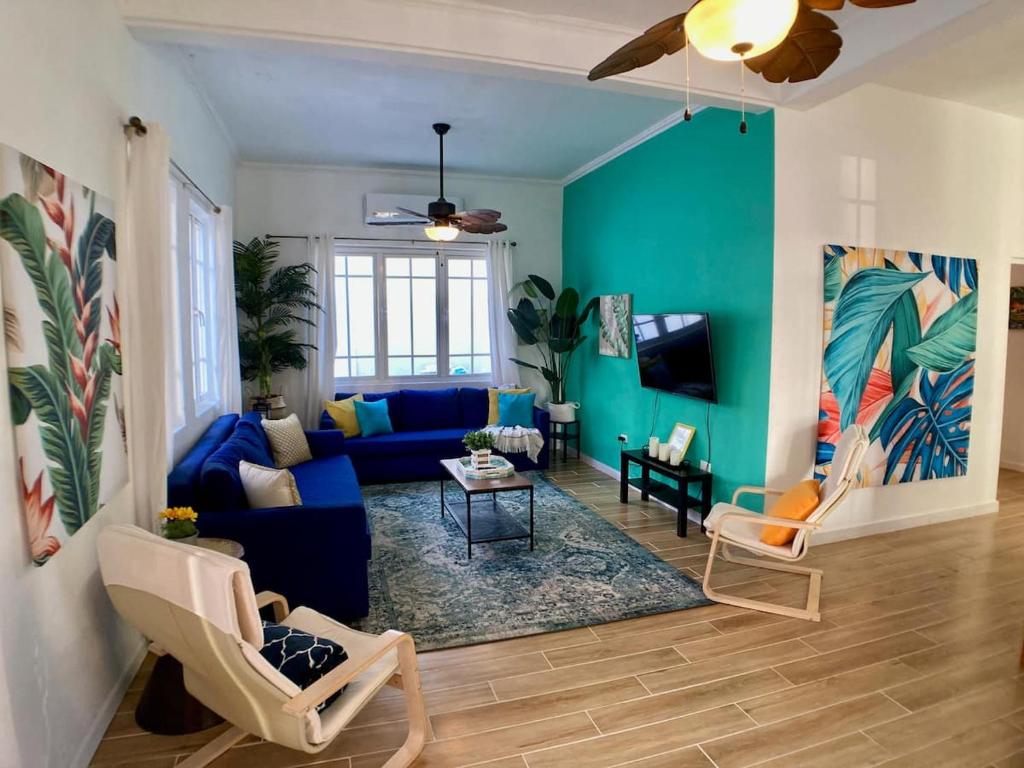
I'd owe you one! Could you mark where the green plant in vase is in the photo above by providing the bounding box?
[160,507,198,541]
[234,237,322,407]
[506,274,597,422]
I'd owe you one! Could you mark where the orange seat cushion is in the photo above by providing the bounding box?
[760,479,821,546]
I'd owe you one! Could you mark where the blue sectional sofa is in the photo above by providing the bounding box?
[168,412,371,621]
[318,387,550,484]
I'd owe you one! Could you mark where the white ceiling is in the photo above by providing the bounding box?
[458,0,687,29]
[876,7,1024,119]
[178,45,684,180]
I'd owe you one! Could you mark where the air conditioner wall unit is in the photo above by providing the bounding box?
[364,193,463,226]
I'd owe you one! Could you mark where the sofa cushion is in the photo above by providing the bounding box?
[400,388,459,431]
[289,454,365,509]
[239,460,302,508]
[200,418,276,509]
[342,428,469,459]
[336,391,402,431]
[458,387,489,428]
[167,414,239,508]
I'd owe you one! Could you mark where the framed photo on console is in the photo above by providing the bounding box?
[668,422,696,459]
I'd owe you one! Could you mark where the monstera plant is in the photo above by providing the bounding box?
[507,274,597,419]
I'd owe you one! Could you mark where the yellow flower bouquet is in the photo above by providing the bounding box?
[160,506,198,540]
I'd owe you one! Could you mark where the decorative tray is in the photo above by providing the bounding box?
[456,455,515,480]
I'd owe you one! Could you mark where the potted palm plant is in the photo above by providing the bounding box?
[507,274,598,423]
[234,237,322,411]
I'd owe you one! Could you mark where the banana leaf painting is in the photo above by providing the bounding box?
[599,293,632,358]
[0,146,127,566]
[817,246,978,486]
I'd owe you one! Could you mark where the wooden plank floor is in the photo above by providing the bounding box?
[89,462,1024,768]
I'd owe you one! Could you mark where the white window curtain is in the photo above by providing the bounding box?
[488,239,519,386]
[303,233,336,427]
[215,205,242,413]
[120,122,171,529]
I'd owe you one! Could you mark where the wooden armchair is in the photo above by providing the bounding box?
[701,425,869,622]
[97,525,426,768]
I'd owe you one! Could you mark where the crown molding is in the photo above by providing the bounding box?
[561,107,705,186]
[236,160,563,185]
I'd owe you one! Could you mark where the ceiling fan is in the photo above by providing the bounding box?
[381,123,507,242]
[588,0,916,89]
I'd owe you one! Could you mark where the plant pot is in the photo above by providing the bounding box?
[548,401,580,423]
[470,449,492,469]
[166,533,198,546]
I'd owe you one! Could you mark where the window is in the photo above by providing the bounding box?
[168,173,222,447]
[333,242,492,384]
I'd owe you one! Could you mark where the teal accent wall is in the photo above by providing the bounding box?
[562,108,774,503]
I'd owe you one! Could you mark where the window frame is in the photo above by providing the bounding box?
[169,172,221,451]
[333,240,493,389]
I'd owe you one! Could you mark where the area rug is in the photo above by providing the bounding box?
[353,473,710,650]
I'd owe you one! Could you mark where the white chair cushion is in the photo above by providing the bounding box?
[285,607,400,744]
[705,503,801,559]
[262,413,313,468]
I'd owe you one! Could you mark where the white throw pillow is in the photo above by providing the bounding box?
[261,413,313,468]
[239,460,302,508]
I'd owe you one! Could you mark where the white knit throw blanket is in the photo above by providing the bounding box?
[481,425,545,463]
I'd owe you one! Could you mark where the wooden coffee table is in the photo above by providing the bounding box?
[439,458,535,559]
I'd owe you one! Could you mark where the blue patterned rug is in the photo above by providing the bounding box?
[353,473,710,650]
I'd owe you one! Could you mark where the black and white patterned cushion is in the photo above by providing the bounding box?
[259,620,348,712]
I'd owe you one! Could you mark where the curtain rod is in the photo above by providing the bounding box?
[124,116,222,214]
[265,234,517,247]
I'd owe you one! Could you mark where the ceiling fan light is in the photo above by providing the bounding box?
[425,224,460,242]
[684,0,798,62]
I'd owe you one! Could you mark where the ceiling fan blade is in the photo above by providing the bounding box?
[396,207,430,219]
[452,209,502,225]
[456,221,508,235]
[745,7,841,83]
[848,0,915,6]
[800,0,844,9]
[588,12,687,82]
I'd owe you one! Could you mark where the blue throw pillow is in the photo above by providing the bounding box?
[355,398,394,437]
[259,621,348,712]
[498,392,535,427]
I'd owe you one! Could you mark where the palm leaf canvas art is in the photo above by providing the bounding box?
[817,246,978,487]
[599,293,632,358]
[0,146,127,565]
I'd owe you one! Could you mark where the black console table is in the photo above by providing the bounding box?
[619,449,713,538]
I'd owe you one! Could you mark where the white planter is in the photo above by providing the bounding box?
[548,401,580,423]
[470,449,492,469]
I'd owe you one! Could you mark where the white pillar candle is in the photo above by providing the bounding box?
[658,444,671,462]
[669,449,682,466]
[648,437,660,455]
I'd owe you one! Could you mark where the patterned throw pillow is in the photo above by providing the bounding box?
[261,414,313,468]
[259,621,348,712]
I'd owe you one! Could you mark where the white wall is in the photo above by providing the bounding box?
[0,2,235,766]
[233,162,563,408]
[1001,263,1024,472]
[769,84,1024,542]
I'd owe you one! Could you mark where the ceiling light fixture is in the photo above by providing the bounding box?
[424,224,460,242]
[684,0,799,62]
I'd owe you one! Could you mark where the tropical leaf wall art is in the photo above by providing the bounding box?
[599,293,632,358]
[0,146,127,566]
[817,246,978,487]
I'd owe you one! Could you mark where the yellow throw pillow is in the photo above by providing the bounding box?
[324,394,363,437]
[487,387,531,425]
[760,479,821,546]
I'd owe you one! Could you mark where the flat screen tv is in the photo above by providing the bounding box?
[632,313,718,402]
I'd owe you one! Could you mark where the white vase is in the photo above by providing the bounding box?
[470,449,492,469]
[548,401,580,423]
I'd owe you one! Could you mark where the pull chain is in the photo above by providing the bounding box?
[684,27,692,122]
[739,59,748,134]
